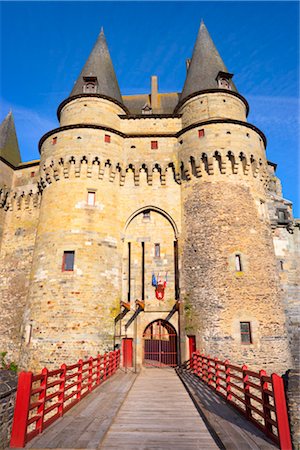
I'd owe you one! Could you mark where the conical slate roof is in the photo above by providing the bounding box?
[0,111,21,166]
[180,21,237,103]
[70,29,123,103]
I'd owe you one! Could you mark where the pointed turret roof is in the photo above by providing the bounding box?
[70,28,123,103]
[0,111,21,166]
[180,21,237,103]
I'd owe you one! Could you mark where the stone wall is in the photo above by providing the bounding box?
[0,370,17,449]
[181,176,292,375]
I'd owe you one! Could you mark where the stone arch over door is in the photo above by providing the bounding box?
[123,206,179,304]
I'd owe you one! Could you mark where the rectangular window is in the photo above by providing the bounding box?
[30,171,35,178]
[151,140,158,149]
[52,137,57,145]
[87,191,95,206]
[240,322,252,344]
[154,243,160,258]
[198,129,205,138]
[104,134,111,143]
[62,251,75,272]
[235,254,242,272]
[278,209,288,223]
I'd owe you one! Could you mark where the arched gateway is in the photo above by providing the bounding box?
[143,320,178,367]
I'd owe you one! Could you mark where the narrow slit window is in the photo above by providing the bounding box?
[198,129,205,138]
[62,251,75,272]
[154,243,160,258]
[240,322,252,344]
[52,137,57,145]
[143,210,150,220]
[235,254,242,272]
[151,140,158,149]
[87,191,95,206]
[280,260,284,271]
[104,134,111,143]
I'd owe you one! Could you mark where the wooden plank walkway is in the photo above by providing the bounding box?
[177,368,279,450]
[99,368,219,450]
[25,370,137,449]
[23,367,279,450]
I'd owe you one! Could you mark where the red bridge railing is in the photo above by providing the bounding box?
[10,349,120,448]
[182,352,291,450]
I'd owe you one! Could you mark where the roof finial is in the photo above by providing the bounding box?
[100,26,104,35]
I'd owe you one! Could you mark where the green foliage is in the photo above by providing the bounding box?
[0,351,18,372]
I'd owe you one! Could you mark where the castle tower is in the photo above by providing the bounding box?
[178,22,292,373]
[20,29,126,370]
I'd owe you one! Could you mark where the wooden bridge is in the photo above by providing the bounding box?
[10,350,292,450]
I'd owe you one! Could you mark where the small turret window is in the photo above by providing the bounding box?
[87,191,96,206]
[198,129,205,138]
[52,137,57,145]
[83,76,98,93]
[142,103,152,115]
[216,71,233,90]
[151,141,158,149]
[104,134,111,143]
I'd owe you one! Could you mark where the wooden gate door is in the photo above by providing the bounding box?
[143,320,177,367]
[122,338,133,367]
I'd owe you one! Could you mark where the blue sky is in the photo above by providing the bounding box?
[0,1,299,215]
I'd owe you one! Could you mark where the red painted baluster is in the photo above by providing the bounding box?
[77,359,83,400]
[113,351,117,374]
[225,360,232,402]
[59,363,66,416]
[242,365,251,419]
[202,354,208,383]
[193,351,197,376]
[88,356,93,391]
[260,369,273,437]
[10,372,33,448]
[215,358,221,392]
[207,356,213,386]
[271,373,292,450]
[96,354,101,385]
[103,353,107,381]
[108,352,113,378]
[36,368,48,435]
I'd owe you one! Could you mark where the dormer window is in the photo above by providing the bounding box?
[83,76,98,93]
[216,71,233,90]
[142,103,152,115]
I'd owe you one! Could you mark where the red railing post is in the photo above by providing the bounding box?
[96,354,101,385]
[108,352,113,378]
[10,371,33,448]
[242,365,251,419]
[77,359,83,400]
[104,353,108,380]
[88,356,93,391]
[215,358,220,392]
[59,363,66,416]
[260,369,273,437]
[192,351,197,374]
[113,351,117,374]
[202,354,208,383]
[116,349,120,369]
[271,373,292,450]
[36,367,48,434]
[225,359,232,402]
[207,356,213,386]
